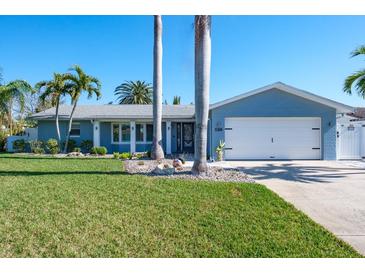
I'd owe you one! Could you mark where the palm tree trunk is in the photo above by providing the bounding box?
[55,99,61,143]
[63,100,78,153]
[152,15,164,160]
[192,15,211,175]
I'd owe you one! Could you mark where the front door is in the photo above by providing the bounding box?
[182,123,194,153]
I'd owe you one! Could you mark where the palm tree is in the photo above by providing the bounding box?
[344,45,365,98]
[63,65,101,153]
[152,15,164,160]
[35,73,73,142]
[0,80,33,135]
[114,80,152,104]
[192,15,211,175]
[173,96,181,105]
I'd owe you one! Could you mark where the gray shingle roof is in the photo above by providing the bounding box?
[30,104,195,120]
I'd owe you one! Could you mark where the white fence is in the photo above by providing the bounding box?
[337,123,365,160]
[6,127,38,152]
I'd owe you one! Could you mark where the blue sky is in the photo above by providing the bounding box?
[0,15,365,107]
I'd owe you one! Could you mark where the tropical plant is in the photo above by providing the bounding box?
[0,80,33,135]
[114,80,152,104]
[152,15,165,160]
[215,140,225,161]
[62,139,76,153]
[173,96,181,105]
[46,138,59,155]
[119,152,132,160]
[113,152,120,159]
[344,45,365,98]
[29,140,45,154]
[63,65,101,153]
[73,147,81,153]
[13,139,26,152]
[96,146,107,155]
[192,15,211,175]
[80,139,93,153]
[36,73,74,142]
[0,131,6,152]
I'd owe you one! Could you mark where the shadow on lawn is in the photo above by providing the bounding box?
[0,170,126,177]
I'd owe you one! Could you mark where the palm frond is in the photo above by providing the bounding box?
[344,69,365,97]
[351,45,365,58]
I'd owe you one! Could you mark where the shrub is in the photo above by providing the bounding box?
[146,150,151,158]
[90,147,98,155]
[62,139,76,153]
[29,140,45,154]
[13,139,26,152]
[46,139,59,155]
[113,152,120,159]
[119,152,131,160]
[90,146,107,156]
[73,147,81,153]
[215,140,225,161]
[80,140,93,153]
[96,146,107,156]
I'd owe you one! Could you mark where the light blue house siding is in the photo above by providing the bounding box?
[99,122,167,153]
[37,120,93,145]
[209,88,337,160]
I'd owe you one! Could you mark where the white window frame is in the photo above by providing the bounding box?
[70,122,81,138]
[111,123,131,144]
[135,123,153,144]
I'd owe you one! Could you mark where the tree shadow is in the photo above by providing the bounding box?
[0,170,126,177]
[235,163,365,184]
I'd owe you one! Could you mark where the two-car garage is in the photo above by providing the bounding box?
[224,117,321,160]
[209,82,354,160]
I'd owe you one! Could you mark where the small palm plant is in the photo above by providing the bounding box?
[344,45,365,98]
[215,140,225,161]
[114,80,152,104]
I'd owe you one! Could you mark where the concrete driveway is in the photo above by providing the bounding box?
[220,160,365,255]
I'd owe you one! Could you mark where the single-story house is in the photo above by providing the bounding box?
[31,82,356,160]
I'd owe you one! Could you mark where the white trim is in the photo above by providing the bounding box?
[210,82,354,113]
[166,121,172,154]
[110,122,131,144]
[130,121,136,153]
[93,120,100,147]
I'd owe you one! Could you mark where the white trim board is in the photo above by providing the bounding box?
[210,82,354,113]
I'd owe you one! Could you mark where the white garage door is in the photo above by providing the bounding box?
[224,117,321,160]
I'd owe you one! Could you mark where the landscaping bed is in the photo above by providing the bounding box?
[124,159,255,183]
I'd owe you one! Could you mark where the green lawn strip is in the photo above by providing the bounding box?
[0,154,360,257]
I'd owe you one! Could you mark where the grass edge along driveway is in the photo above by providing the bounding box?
[0,154,361,257]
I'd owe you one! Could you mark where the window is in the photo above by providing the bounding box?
[146,124,153,142]
[70,122,80,137]
[112,124,119,143]
[136,124,144,142]
[121,123,130,142]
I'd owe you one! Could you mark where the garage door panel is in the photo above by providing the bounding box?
[224,117,321,160]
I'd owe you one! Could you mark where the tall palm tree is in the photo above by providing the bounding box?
[35,73,73,142]
[344,45,365,98]
[0,80,33,135]
[152,15,164,160]
[173,96,181,105]
[63,65,101,153]
[192,15,211,175]
[114,80,152,104]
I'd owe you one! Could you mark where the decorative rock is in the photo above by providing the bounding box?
[152,163,175,175]
[172,158,183,168]
[67,152,84,157]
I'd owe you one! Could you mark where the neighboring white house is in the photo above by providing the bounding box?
[337,108,365,160]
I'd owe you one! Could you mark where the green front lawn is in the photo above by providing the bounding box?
[0,154,360,257]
